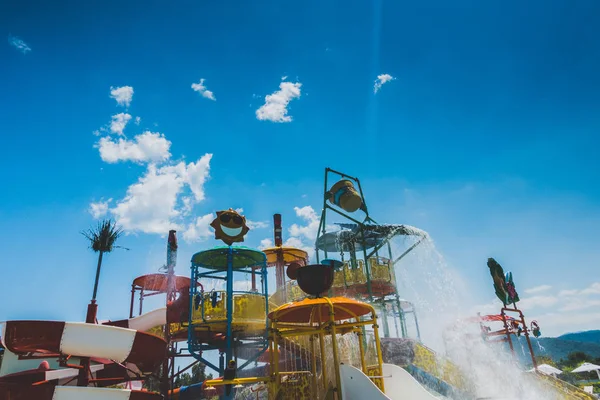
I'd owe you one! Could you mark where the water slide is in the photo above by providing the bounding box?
[104,307,168,331]
[0,320,166,399]
[339,363,441,400]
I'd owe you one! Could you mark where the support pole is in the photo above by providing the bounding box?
[224,245,234,400]
[381,302,390,338]
[129,285,136,318]
[413,307,421,342]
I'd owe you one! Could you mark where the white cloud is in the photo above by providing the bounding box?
[256,81,302,123]
[97,131,172,164]
[135,116,141,125]
[177,154,212,201]
[559,282,600,297]
[183,213,214,242]
[110,86,134,107]
[247,220,269,229]
[258,205,325,259]
[524,285,552,294]
[259,238,273,250]
[108,154,213,234]
[191,79,216,101]
[559,289,579,297]
[559,299,600,312]
[373,73,395,94]
[110,113,132,136]
[289,206,320,240]
[8,35,31,54]
[518,295,559,309]
[581,282,600,295]
[110,165,184,234]
[88,199,112,219]
[281,76,288,80]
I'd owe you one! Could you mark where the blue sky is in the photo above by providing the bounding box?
[1,0,600,346]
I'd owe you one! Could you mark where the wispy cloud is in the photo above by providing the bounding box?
[559,282,600,297]
[191,78,216,101]
[524,285,552,294]
[258,205,335,258]
[183,213,214,242]
[88,199,112,219]
[110,113,132,136]
[256,81,302,123]
[8,35,31,54]
[110,86,134,107]
[373,73,395,94]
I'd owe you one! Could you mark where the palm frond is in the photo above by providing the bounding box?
[81,219,125,253]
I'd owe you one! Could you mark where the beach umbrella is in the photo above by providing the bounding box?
[571,362,600,380]
[528,364,562,376]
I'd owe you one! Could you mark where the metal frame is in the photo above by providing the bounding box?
[314,167,426,341]
[188,246,269,399]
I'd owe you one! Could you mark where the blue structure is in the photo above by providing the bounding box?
[187,246,269,399]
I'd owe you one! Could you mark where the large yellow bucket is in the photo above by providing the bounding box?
[328,180,363,213]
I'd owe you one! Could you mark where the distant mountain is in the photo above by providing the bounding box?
[510,331,600,366]
[558,330,600,345]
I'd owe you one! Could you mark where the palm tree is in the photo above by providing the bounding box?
[78,219,126,386]
[81,219,126,305]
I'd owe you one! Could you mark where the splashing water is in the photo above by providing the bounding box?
[391,236,559,399]
[536,340,546,354]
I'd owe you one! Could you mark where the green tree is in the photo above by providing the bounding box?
[173,362,210,388]
[558,351,592,371]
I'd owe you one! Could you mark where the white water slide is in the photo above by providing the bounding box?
[340,363,441,400]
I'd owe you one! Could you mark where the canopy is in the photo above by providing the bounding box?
[191,246,266,270]
[316,224,427,252]
[132,274,197,292]
[262,247,308,265]
[269,297,374,323]
[572,362,600,376]
[528,364,562,376]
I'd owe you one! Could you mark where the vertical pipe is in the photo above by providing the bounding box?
[413,308,421,342]
[519,310,538,369]
[162,230,178,398]
[273,214,285,292]
[391,302,400,338]
[310,335,318,395]
[396,297,407,338]
[319,332,328,392]
[327,300,342,399]
[320,168,329,262]
[372,312,386,394]
[357,318,367,374]
[501,309,515,355]
[361,229,373,301]
[226,246,234,369]
[272,321,280,388]
[381,303,390,338]
[129,285,136,319]
[139,289,144,316]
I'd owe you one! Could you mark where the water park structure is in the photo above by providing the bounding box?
[0,168,596,399]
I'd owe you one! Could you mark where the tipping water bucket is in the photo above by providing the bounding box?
[328,180,363,213]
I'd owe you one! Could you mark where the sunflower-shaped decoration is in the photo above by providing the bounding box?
[210,209,250,246]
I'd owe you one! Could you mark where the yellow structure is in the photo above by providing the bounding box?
[204,296,385,399]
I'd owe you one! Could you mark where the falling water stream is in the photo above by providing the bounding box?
[391,236,559,400]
